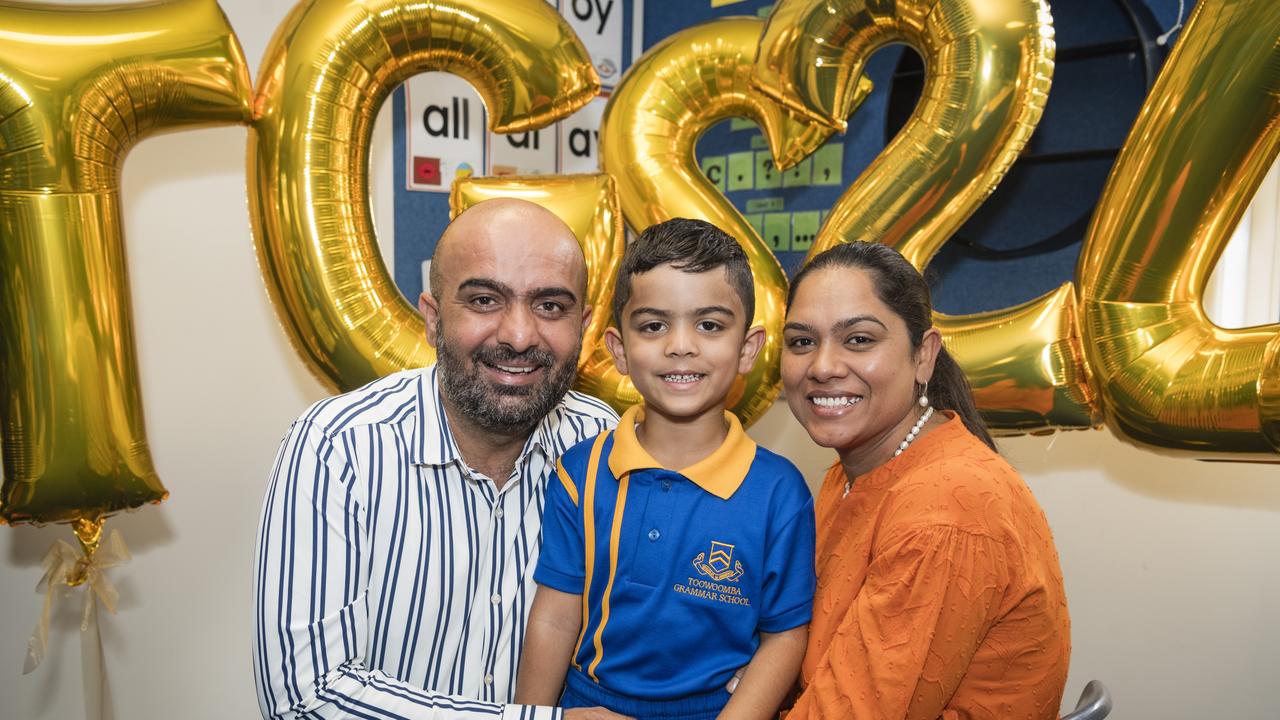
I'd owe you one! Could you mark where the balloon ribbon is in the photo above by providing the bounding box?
[24,519,129,674]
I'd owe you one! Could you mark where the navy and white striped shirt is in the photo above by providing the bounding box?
[253,366,618,719]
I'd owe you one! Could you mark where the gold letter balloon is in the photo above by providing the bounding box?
[0,0,253,527]
[599,16,838,425]
[249,0,600,392]
[754,0,1098,434]
[1079,0,1280,457]
[5,0,1279,523]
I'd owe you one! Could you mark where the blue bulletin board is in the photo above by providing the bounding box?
[392,0,1194,314]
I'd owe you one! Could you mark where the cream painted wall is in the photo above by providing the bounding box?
[1,2,1277,719]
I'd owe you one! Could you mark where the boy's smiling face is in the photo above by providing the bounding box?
[605,263,764,425]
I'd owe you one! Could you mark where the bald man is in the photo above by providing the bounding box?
[254,199,624,720]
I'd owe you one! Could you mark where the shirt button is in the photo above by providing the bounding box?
[648,528,661,542]
[484,674,494,685]
[490,593,501,605]
[662,480,671,491]
[494,507,504,519]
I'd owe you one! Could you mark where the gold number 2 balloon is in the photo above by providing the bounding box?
[249,0,600,393]
[1078,0,1280,457]
[599,16,838,425]
[0,0,253,525]
[754,0,1098,434]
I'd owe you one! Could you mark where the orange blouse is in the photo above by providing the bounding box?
[787,413,1070,720]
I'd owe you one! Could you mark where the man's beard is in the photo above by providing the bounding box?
[435,319,580,435]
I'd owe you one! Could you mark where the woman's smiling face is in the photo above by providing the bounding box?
[781,265,933,458]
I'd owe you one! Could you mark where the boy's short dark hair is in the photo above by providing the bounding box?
[611,218,755,329]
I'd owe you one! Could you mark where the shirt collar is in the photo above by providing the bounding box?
[522,405,562,461]
[411,364,562,467]
[607,404,757,500]
[412,365,460,466]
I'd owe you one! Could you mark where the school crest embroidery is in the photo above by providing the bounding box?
[693,541,744,583]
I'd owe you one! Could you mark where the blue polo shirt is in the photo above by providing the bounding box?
[534,404,815,700]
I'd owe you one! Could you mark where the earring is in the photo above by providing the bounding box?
[918,381,929,407]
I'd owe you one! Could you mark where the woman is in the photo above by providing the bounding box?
[779,242,1070,720]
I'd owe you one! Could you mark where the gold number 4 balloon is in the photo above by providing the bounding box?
[1079,0,1280,456]
[0,0,253,526]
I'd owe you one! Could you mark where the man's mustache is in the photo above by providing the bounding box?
[471,344,556,370]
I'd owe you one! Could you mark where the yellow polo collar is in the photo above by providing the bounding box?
[607,404,757,500]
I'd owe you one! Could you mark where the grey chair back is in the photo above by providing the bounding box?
[1060,680,1112,720]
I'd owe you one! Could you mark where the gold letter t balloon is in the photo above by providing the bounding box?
[0,0,253,526]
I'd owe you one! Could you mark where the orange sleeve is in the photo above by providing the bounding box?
[788,525,1009,720]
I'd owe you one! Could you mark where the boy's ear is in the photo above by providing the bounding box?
[604,326,630,376]
[737,324,766,375]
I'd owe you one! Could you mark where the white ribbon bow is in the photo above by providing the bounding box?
[24,529,130,674]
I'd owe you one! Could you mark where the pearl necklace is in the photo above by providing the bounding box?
[843,405,934,498]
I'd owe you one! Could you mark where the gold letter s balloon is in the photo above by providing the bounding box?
[754,0,1098,434]
[1079,0,1280,457]
[599,16,837,425]
[250,0,600,392]
[0,0,252,525]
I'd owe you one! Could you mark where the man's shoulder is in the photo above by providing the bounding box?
[554,390,620,424]
[539,391,619,459]
[294,367,428,437]
[554,427,614,476]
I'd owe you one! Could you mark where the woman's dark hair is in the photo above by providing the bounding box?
[787,242,997,451]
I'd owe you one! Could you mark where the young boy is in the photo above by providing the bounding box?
[515,218,816,720]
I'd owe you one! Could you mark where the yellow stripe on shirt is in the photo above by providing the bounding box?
[587,469,630,682]
[572,431,609,671]
[554,460,579,507]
